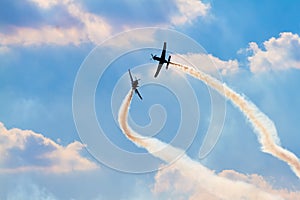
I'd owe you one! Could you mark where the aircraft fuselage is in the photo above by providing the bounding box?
[152,55,168,64]
[132,80,139,90]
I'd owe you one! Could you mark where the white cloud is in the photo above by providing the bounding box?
[61,0,111,44]
[152,165,300,200]
[152,165,218,200]
[0,122,98,173]
[0,0,211,49]
[171,53,239,76]
[0,0,111,48]
[171,0,211,25]
[247,32,300,73]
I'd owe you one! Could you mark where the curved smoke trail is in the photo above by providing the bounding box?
[170,62,300,179]
[118,90,282,200]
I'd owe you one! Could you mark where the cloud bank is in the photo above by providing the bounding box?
[152,167,300,200]
[0,122,98,173]
[0,0,210,48]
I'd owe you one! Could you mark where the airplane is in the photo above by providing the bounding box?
[128,69,143,100]
[151,42,171,78]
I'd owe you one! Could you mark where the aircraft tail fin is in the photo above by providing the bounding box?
[135,89,143,100]
[166,55,171,69]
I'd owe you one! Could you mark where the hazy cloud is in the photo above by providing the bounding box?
[0,26,85,46]
[219,170,300,200]
[171,53,239,76]
[0,46,10,54]
[7,180,58,200]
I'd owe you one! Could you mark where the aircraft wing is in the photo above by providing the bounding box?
[128,69,133,83]
[154,63,163,78]
[160,42,166,60]
[135,89,143,100]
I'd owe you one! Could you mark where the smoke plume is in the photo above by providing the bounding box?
[118,90,282,200]
[170,62,300,179]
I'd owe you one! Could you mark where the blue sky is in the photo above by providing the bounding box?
[1,0,300,199]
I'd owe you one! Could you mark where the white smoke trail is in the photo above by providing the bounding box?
[170,62,300,179]
[118,90,282,200]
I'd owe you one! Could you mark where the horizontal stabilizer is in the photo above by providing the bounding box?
[166,55,171,69]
